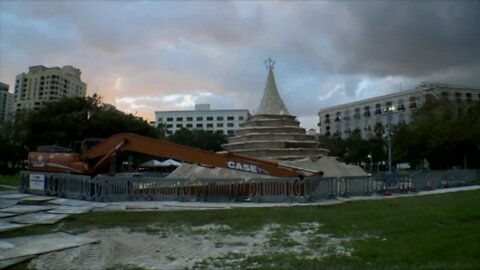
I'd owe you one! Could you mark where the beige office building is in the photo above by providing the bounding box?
[318,82,480,139]
[13,65,87,112]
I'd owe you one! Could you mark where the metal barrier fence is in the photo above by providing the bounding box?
[19,169,480,203]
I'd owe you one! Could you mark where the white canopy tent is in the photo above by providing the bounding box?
[139,159,180,168]
[161,159,181,167]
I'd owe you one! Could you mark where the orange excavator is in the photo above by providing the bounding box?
[27,133,322,178]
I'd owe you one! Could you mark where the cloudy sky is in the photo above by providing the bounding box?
[1,1,479,130]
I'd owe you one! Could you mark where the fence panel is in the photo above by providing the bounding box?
[18,169,480,203]
[372,174,413,193]
[304,177,337,201]
[187,178,246,202]
[411,171,446,191]
[341,176,375,197]
[92,176,131,202]
[248,178,303,202]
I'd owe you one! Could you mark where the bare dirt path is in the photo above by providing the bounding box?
[30,222,360,269]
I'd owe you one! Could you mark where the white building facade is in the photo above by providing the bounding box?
[0,82,13,124]
[13,65,87,112]
[318,82,480,139]
[155,104,250,136]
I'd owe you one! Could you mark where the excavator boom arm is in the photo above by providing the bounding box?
[81,133,319,177]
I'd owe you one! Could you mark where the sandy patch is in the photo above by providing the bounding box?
[30,222,368,269]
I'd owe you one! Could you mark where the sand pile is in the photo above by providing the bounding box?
[285,156,367,177]
[168,156,366,179]
[167,163,272,180]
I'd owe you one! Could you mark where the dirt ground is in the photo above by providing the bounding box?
[30,222,363,269]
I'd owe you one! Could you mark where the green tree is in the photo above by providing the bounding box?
[396,99,480,169]
[167,128,227,152]
[9,95,162,151]
[318,133,346,158]
[86,107,160,139]
[0,137,27,172]
[391,122,423,168]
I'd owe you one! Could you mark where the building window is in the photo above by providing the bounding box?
[466,93,472,102]
[207,123,213,128]
[167,117,173,122]
[385,101,393,112]
[217,116,224,121]
[324,114,330,123]
[217,123,224,127]
[354,108,361,119]
[206,116,214,121]
[157,117,163,122]
[196,123,203,128]
[227,116,234,121]
[334,111,341,122]
[363,106,371,117]
[397,99,405,111]
[196,117,203,121]
[375,104,382,114]
[239,116,244,121]
[409,97,417,108]
[186,124,193,128]
[455,92,462,102]
[176,117,183,121]
[176,124,183,128]
[441,92,449,99]
[166,124,173,128]
[186,117,193,121]
[343,109,350,121]
[227,130,234,135]
[227,123,234,127]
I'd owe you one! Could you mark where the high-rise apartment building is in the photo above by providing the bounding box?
[0,82,13,124]
[318,82,480,139]
[155,104,249,136]
[13,65,87,112]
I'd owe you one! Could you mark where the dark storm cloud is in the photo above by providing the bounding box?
[1,1,479,130]
[281,1,480,78]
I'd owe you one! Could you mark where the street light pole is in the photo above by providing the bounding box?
[388,131,392,172]
[387,106,394,172]
[367,152,373,173]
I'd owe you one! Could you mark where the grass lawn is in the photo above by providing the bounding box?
[0,175,20,191]
[3,189,480,270]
